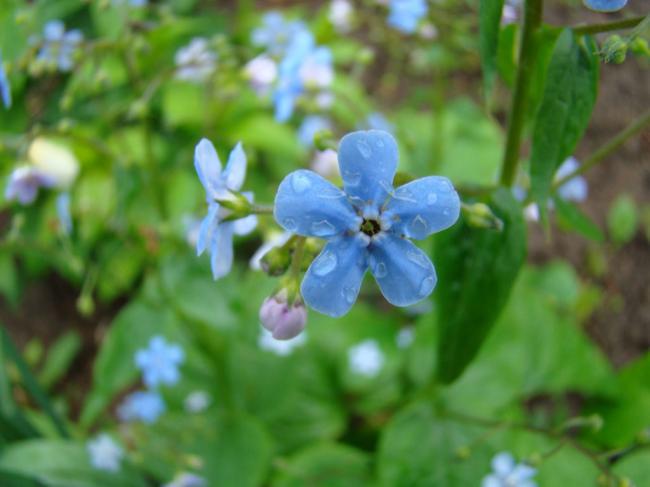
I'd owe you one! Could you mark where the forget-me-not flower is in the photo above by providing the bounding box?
[87,434,124,472]
[251,12,307,57]
[583,0,627,12]
[298,115,332,148]
[195,138,257,280]
[387,0,428,34]
[274,130,460,317]
[244,55,278,96]
[348,339,385,377]
[117,390,165,424]
[36,20,83,72]
[555,157,587,202]
[135,336,185,388]
[0,51,11,109]
[482,452,537,487]
[175,38,217,82]
[5,167,56,204]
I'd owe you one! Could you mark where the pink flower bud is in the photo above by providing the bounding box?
[259,294,307,340]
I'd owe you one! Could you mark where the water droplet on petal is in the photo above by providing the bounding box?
[291,173,311,193]
[374,262,387,278]
[419,276,435,297]
[283,218,297,231]
[311,220,336,236]
[357,139,372,159]
[313,250,337,276]
[375,138,385,148]
[317,186,345,199]
[442,208,451,216]
[342,286,357,304]
[406,250,430,269]
[427,193,438,206]
[344,170,362,187]
[408,215,428,235]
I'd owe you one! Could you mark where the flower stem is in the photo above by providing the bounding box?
[553,108,650,189]
[571,15,646,35]
[499,0,544,187]
[251,204,274,215]
[289,237,306,278]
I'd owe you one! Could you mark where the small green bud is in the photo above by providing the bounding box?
[601,35,628,64]
[629,37,650,57]
[261,246,292,277]
[314,130,337,151]
[77,294,95,317]
[216,191,252,217]
[463,202,504,231]
[455,446,471,460]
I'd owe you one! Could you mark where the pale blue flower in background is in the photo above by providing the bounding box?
[482,452,537,487]
[362,112,394,133]
[387,0,428,34]
[298,116,331,148]
[348,339,384,377]
[135,336,185,388]
[117,390,165,424]
[251,12,307,57]
[194,138,257,280]
[175,38,217,82]
[37,20,83,72]
[556,157,588,202]
[184,390,211,413]
[112,0,148,6]
[310,149,340,179]
[56,192,72,234]
[87,434,124,472]
[396,327,415,348]
[0,51,11,109]
[5,167,56,204]
[274,130,460,317]
[583,0,627,12]
[258,327,307,356]
[244,55,278,96]
[298,47,334,90]
[329,0,354,33]
[163,472,206,487]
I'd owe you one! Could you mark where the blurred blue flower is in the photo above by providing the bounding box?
[117,390,165,424]
[163,472,206,487]
[175,38,217,83]
[0,51,11,109]
[583,0,627,12]
[274,130,460,317]
[482,452,537,487]
[388,0,428,34]
[36,20,83,72]
[362,112,394,133]
[5,167,56,205]
[251,12,307,57]
[555,157,587,202]
[135,336,185,388]
[348,339,384,377]
[194,138,257,280]
[86,434,123,472]
[56,192,73,234]
[112,0,148,6]
[298,116,331,148]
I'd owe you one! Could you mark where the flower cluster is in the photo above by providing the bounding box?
[482,452,537,487]
[35,20,83,72]
[247,12,334,122]
[387,0,428,34]
[175,38,218,83]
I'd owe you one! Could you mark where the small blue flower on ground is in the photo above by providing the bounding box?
[583,0,627,12]
[117,390,165,424]
[482,452,537,487]
[37,20,83,72]
[388,0,428,34]
[135,336,185,388]
[274,130,460,317]
[0,51,11,109]
[298,116,331,148]
[194,138,257,280]
[86,433,124,472]
[555,157,587,202]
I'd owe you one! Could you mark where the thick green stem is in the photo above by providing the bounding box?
[499,0,544,187]
[571,15,645,35]
[553,108,650,189]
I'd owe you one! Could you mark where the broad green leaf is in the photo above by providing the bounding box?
[38,331,81,389]
[273,443,372,487]
[435,189,526,383]
[479,0,505,99]
[553,196,604,242]
[0,469,44,487]
[613,450,650,485]
[496,23,518,87]
[530,30,598,220]
[607,194,638,245]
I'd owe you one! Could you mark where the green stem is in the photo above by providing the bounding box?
[499,0,544,187]
[553,108,650,189]
[289,237,306,279]
[251,204,274,215]
[571,15,645,35]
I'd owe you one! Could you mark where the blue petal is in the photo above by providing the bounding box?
[210,222,234,280]
[492,452,516,476]
[383,176,460,239]
[194,138,223,196]
[338,130,398,207]
[56,192,72,234]
[274,169,360,238]
[301,236,368,317]
[221,142,246,191]
[196,203,219,256]
[583,0,627,12]
[368,235,436,306]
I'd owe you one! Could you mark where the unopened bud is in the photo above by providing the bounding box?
[455,446,470,460]
[314,130,337,152]
[601,35,627,64]
[629,37,650,57]
[463,202,504,231]
[259,292,307,340]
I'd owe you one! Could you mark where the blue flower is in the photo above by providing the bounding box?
[583,0,627,12]
[251,12,307,57]
[135,336,185,388]
[274,130,460,317]
[0,51,11,109]
[117,390,165,424]
[5,167,56,205]
[298,116,331,148]
[555,157,587,202]
[36,20,83,72]
[194,138,257,280]
[388,0,428,34]
[482,452,537,487]
[361,112,394,133]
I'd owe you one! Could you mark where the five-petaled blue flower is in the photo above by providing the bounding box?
[195,138,257,280]
[36,20,83,72]
[135,336,185,388]
[583,0,627,12]
[251,12,307,57]
[0,51,11,109]
[388,0,428,34]
[482,452,537,487]
[274,130,460,317]
[117,390,165,424]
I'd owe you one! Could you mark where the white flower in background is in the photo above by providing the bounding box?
[482,452,537,487]
[258,327,307,356]
[87,434,124,473]
[163,472,206,487]
[502,0,522,25]
[249,231,292,271]
[396,327,415,348]
[298,48,334,90]
[348,339,385,377]
[329,0,353,32]
[244,55,278,95]
[418,22,438,40]
[28,138,79,188]
[184,391,211,413]
[315,91,334,109]
[175,38,217,82]
[310,149,340,179]
[555,156,587,203]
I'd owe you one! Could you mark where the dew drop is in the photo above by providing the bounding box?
[374,262,387,278]
[311,220,336,237]
[419,276,435,297]
[344,170,362,187]
[406,250,430,269]
[342,286,357,304]
[375,138,385,148]
[442,208,451,216]
[283,217,297,231]
[313,251,337,276]
[317,186,344,199]
[427,193,438,206]
[291,172,311,193]
[408,215,428,235]
[357,139,372,159]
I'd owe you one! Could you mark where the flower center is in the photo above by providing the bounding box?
[360,218,381,237]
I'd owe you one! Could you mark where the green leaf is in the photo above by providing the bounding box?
[435,189,526,384]
[530,30,599,220]
[38,331,81,390]
[553,196,604,242]
[479,0,505,99]
[273,443,372,487]
[613,450,650,485]
[607,194,638,245]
